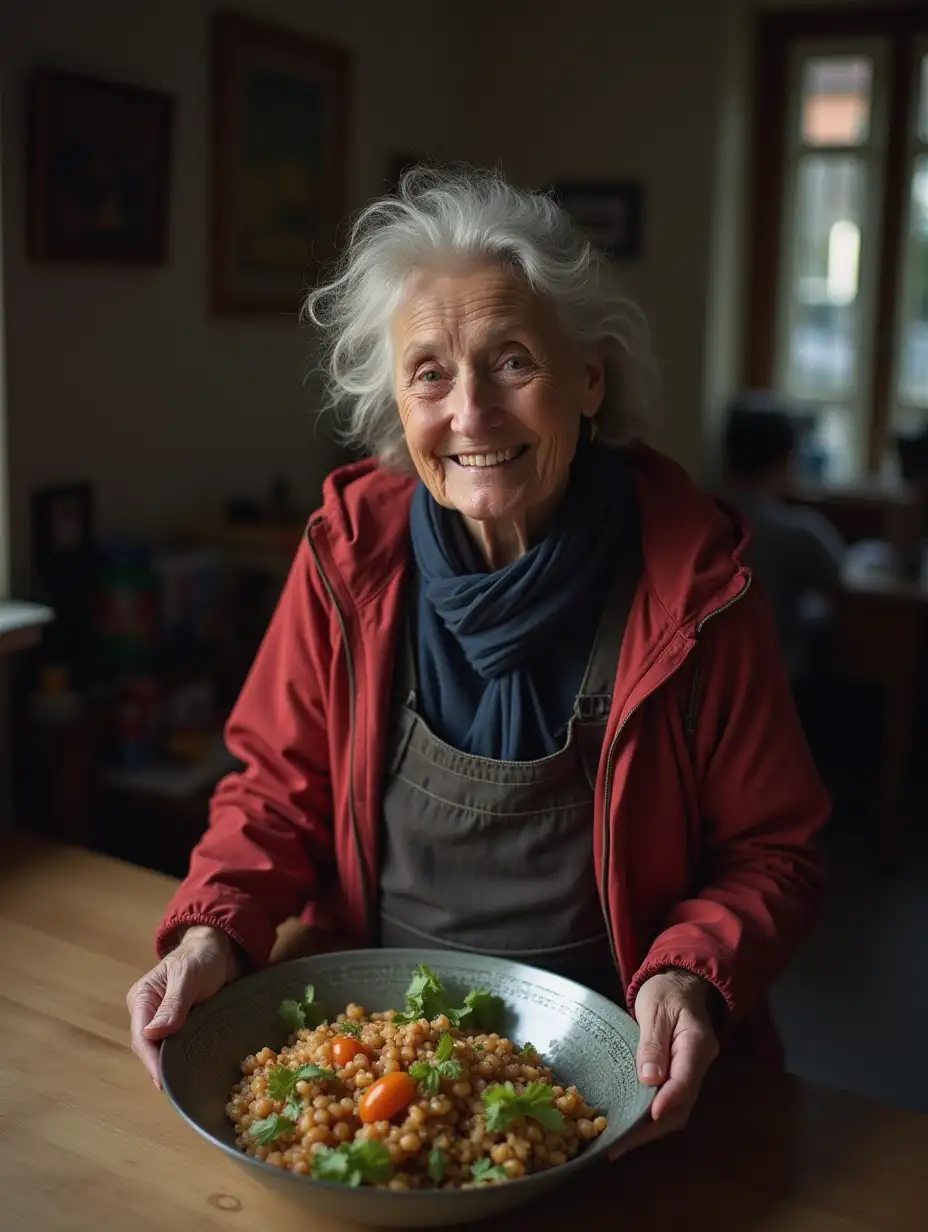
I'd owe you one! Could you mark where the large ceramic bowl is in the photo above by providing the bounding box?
[161,949,653,1228]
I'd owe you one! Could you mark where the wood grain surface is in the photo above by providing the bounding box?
[1,837,927,1231]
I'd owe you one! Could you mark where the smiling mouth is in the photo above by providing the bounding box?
[451,445,529,469]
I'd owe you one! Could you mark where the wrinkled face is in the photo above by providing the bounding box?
[392,262,604,532]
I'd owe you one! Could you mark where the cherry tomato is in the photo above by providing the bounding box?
[358,1071,417,1124]
[332,1035,369,1067]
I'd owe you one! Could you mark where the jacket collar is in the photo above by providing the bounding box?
[311,443,750,635]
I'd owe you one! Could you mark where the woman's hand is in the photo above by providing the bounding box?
[611,969,720,1157]
[127,925,241,1088]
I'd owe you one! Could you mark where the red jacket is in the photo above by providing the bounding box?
[157,444,828,1059]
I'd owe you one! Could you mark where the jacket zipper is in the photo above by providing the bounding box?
[598,576,752,987]
[306,522,373,939]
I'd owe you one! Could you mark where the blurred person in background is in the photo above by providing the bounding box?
[720,394,846,681]
[128,169,829,1150]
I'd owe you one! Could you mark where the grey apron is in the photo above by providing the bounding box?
[379,555,641,1003]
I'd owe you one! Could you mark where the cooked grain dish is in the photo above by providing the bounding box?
[226,992,608,1190]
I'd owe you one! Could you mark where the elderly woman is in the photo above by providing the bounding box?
[128,167,827,1147]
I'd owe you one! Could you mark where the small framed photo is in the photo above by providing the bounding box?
[210,12,352,315]
[554,180,644,260]
[30,482,95,577]
[27,68,174,264]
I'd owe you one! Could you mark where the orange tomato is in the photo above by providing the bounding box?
[358,1071,417,1124]
[332,1035,369,1067]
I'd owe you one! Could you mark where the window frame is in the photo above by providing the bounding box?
[891,37,928,424]
[745,6,927,476]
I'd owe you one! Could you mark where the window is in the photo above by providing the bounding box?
[747,8,928,480]
[895,46,928,426]
[0,90,8,600]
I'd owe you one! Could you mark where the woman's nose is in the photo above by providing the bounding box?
[447,374,503,437]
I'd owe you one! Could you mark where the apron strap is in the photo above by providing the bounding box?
[400,569,420,703]
[385,571,420,775]
[576,537,643,708]
[574,538,644,788]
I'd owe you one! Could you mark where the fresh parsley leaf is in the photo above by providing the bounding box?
[392,964,463,1026]
[428,1147,447,1185]
[482,1082,566,1133]
[461,989,505,1031]
[311,1141,393,1188]
[336,1019,364,1038]
[296,1063,337,1082]
[408,1059,441,1095]
[278,999,306,1033]
[282,1096,303,1122]
[278,983,327,1032]
[471,1158,508,1184]
[521,1042,540,1058]
[311,1145,351,1183]
[250,1113,297,1144]
[267,1066,299,1100]
[391,966,508,1033]
[266,1063,336,1101]
[302,984,322,1018]
[408,1034,461,1094]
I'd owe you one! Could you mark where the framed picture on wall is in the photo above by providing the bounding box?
[30,482,95,579]
[29,481,97,676]
[26,68,174,264]
[553,181,644,260]
[211,12,353,315]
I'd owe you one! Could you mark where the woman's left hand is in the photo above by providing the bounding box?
[610,969,720,1157]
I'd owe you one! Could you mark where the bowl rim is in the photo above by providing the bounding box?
[160,949,654,1202]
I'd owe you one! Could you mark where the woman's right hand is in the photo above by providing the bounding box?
[127,925,242,1087]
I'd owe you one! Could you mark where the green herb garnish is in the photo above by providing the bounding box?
[391,964,504,1030]
[392,964,458,1026]
[409,1032,463,1095]
[521,1042,540,1058]
[462,989,505,1031]
[471,1157,508,1184]
[250,1112,297,1144]
[482,1082,566,1132]
[278,983,327,1033]
[310,1140,393,1188]
[336,1019,364,1038]
[282,1096,303,1122]
[428,1147,447,1185]
[266,1063,337,1101]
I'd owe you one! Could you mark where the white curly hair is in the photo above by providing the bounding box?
[304,165,657,468]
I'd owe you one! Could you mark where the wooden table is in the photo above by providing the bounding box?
[2,839,927,1231]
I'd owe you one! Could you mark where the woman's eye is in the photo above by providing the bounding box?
[501,355,526,371]
[417,368,443,384]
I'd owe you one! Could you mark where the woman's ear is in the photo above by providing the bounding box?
[580,350,606,420]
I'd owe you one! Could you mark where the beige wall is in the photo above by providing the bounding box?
[0,0,460,589]
[1,0,762,590]
[462,0,748,478]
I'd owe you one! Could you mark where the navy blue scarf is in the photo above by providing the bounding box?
[409,436,633,760]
